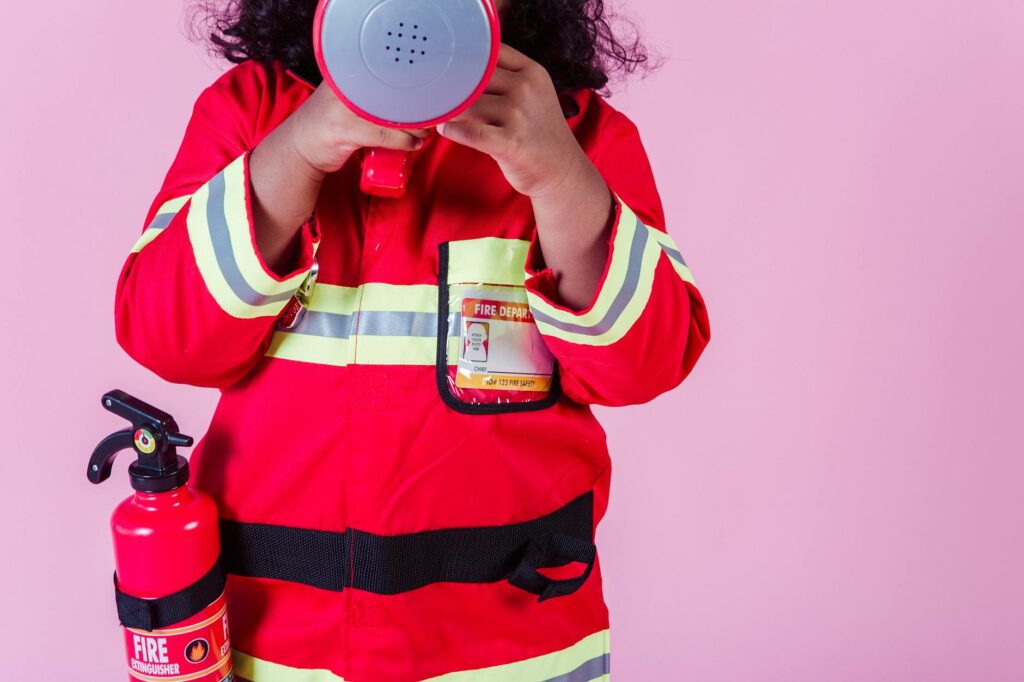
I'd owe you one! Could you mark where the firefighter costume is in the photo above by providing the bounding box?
[114,60,710,682]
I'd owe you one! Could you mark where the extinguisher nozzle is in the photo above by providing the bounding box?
[168,433,194,447]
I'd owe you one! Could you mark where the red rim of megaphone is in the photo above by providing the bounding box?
[313,0,501,129]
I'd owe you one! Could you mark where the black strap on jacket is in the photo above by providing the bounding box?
[114,558,226,632]
[220,491,597,602]
[507,531,597,602]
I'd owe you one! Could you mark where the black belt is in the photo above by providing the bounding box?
[116,491,597,631]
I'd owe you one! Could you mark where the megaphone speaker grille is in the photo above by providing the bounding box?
[317,0,498,127]
[363,3,454,89]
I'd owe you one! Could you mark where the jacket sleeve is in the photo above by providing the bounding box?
[523,109,711,406]
[114,64,321,388]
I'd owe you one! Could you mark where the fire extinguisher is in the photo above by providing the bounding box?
[88,389,234,682]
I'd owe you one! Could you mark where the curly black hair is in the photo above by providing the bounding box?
[193,0,651,93]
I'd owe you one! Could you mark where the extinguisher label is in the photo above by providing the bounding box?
[124,591,233,682]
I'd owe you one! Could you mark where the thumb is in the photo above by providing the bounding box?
[437,122,452,139]
[437,120,502,156]
[364,124,423,151]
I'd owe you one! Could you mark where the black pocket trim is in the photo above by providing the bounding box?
[436,242,562,415]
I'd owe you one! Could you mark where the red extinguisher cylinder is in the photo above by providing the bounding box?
[114,489,232,681]
[89,390,234,682]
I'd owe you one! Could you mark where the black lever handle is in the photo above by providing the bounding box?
[87,429,134,484]
[101,389,181,434]
[87,390,193,493]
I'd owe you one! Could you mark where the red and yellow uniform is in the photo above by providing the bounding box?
[114,60,710,682]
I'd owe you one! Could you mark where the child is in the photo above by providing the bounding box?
[115,0,710,679]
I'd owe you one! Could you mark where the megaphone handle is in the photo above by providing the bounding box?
[361,148,411,199]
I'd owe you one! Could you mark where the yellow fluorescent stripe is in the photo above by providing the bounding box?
[156,195,190,216]
[187,178,289,319]
[647,230,697,286]
[308,283,438,315]
[425,629,610,682]
[233,651,348,682]
[525,199,640,327]
[668,258,696,286]
[232,628,609,682]
[645,228,674,250]
[448,238,531,286]
[222,157,310,296]
[131,196,193,254]
[266,333,458,367]
[266,333,351,367]
[359,283,438,312]
[448,282,529,306]
[130,227,164,253]
[529,232,663,347]
[307,284,360,315]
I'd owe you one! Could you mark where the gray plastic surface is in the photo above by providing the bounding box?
[320,0,495,125]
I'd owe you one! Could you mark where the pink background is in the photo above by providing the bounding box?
[2,0,1022,679]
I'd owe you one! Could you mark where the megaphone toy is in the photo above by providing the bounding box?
[314,0,501,197]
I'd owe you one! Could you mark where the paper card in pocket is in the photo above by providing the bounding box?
[456,287,554,392]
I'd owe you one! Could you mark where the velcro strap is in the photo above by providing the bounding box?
[506,532,597,602]
[220,491,595,600]
[114,558,226,632]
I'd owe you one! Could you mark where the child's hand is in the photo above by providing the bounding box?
[248,82,428,273]
[437,44,591,199]
[286,82,431,176]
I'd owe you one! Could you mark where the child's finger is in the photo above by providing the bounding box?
[497,43,533,71]
[437,120,507,156]
[451,94,509,125]
[483,67,519,94]
[361,125,424,151]
[401,128,432,139]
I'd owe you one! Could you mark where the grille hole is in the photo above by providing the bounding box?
[423,36,428,41]
[387,31,392,36]
[409,60,414,64]
[386,46,390,50]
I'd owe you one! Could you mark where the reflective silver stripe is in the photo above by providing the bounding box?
[543,653,611,682]
[531,216,650,336]
[288,310,352,339]
[284,310,458,340]
[661,243,686,266]
[359,310,440,337]
[207,171,296,307]
[147,212,178,230]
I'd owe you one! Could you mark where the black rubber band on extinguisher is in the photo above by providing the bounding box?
[114,558,226,632]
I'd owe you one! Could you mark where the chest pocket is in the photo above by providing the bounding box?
[436,238,561,414]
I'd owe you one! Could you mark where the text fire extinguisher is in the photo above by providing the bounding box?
[88,389,234,682]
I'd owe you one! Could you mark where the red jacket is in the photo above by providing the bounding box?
[115,60,710,682]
